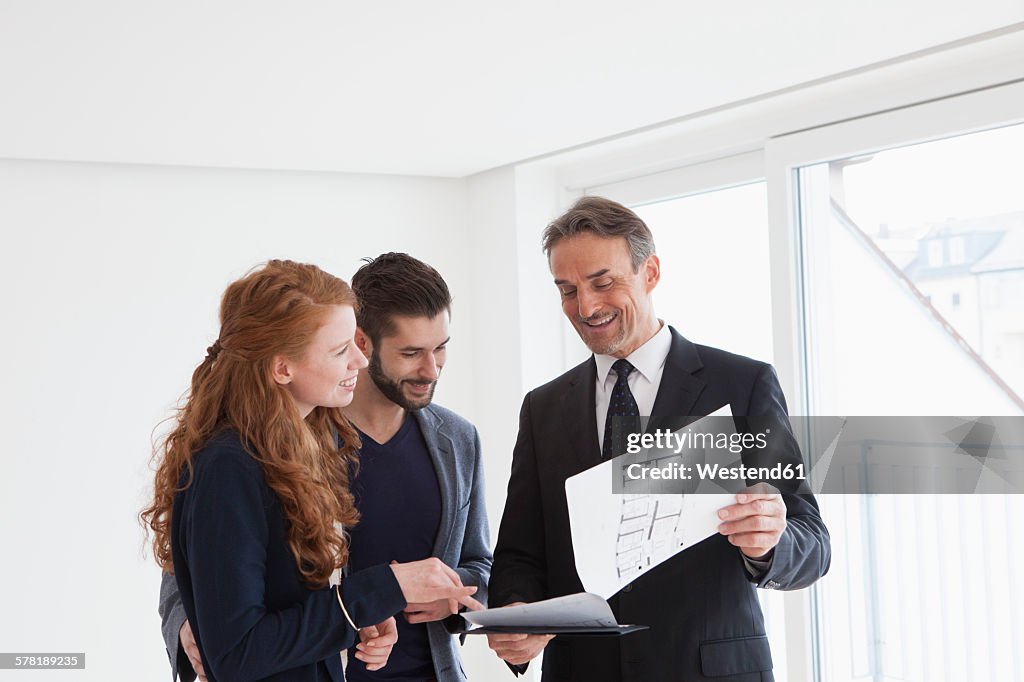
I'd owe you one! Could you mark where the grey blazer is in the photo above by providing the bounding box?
[159,403,492,682]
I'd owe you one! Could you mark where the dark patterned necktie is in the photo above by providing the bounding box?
[602,359,640,460]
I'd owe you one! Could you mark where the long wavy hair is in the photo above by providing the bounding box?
[141,259,361,587]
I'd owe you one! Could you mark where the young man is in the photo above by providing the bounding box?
[487,197,830,681]
[159,253,491,682]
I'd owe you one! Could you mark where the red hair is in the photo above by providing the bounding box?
[141,260,361,586]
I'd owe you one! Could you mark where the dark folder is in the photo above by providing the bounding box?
[444,614,649,638]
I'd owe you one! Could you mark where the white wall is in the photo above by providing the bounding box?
[0,159,473,680]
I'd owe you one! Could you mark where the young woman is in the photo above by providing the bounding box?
[142,260,479,682]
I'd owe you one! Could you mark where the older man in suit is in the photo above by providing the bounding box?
[487,197,830,681]
[160,253,491,682]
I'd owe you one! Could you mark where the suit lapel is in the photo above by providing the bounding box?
[413,407,457,557]
[563,332,707,470]
[649,327,708,432]
[562,358,603,472]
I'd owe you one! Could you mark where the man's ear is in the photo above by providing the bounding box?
[270,355,294,386]
[644,254,661,293]
[355,328,373,356]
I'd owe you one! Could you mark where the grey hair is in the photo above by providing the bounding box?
[542,196,656,271]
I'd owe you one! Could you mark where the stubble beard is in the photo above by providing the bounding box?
[367,351,435,412]
[576,316,627,357]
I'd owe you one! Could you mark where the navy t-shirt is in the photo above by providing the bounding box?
[346,414,442,682]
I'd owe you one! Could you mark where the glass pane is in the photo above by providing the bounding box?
[800,123,1024,416]
[633,181,774,364]
[798,122,1024,682]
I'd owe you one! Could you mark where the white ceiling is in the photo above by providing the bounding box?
[1,1,1022,177]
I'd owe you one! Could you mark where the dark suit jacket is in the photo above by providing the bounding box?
[489,328,830,682]
[171,430,406,682]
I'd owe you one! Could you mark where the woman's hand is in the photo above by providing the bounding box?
[389,558,484,614]
[354,617,398,672]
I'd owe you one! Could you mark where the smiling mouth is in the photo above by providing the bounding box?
[339,376,357,388]
[581,312,618,329]
[405,381,435,392]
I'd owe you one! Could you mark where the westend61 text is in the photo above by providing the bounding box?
[624,428,769,455]
[625,462,806,482]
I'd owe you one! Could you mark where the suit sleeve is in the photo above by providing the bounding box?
[159,570,195,682]
[181,450,406,682]
[453,425,493,605]
[744,364,831,590]
[489,392,549,608]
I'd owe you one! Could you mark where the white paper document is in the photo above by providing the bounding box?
[565,406,735,599]
[462,592,617,628]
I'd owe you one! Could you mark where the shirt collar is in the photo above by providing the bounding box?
[594,321,671,385]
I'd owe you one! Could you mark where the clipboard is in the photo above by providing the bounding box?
[444,614,648,637]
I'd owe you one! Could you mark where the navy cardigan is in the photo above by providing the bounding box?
[171,431,406,682]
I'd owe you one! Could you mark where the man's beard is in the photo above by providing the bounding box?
[367,351,436,411]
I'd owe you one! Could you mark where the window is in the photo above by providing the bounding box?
[630,182,774,364]
[797,121,1024,415]
[785,104,1024,681]
[949,236,966,264]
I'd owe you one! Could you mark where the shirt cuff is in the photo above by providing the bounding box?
[741,550,774,580]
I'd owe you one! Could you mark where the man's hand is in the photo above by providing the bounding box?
[486,603,554,666]
[717,485,787,559]
[354,617,398,672]
[179,620,207,682]
[403,598,455,624]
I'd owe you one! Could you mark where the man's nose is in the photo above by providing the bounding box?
[419,354,439,381]
[576,288,602,319]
